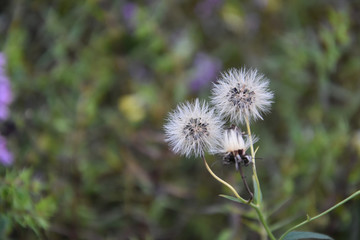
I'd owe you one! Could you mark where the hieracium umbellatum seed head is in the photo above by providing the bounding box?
[164,99,224,158]
[211,68,273,124]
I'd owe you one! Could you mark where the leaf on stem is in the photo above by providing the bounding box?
[254,146,259,155]
[252,175,263,204]
[219,194,246,204]
[283,231,333,240]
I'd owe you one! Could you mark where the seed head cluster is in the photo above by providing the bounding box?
[164,67,273,159]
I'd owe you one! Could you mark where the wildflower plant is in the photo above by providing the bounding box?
[0,52,13,166]
[164,67,360,240]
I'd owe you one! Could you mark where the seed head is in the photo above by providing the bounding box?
[211,68,273,124]
[212,126,257,154]
[164,99,224,158]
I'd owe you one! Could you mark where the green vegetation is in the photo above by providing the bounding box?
[1,0,360,239]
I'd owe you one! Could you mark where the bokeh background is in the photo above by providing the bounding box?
[1,0,360,239]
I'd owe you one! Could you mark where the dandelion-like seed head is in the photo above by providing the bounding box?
[164,99,224,158]
[212,126,258,167]
[213,126,256,154]
[211,68,273,124]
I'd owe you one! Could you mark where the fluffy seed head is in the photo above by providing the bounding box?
[212,126,257,154]
[211,68,273,124]
[164,99,224,158]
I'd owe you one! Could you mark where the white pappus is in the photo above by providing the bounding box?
[164,99,224,158]
[211,68,273,124]
[212,126,258,168]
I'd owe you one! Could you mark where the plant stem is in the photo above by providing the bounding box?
[238,163,253,202]
[245,116,262,205]
[252,204,277,240]
[244,117,275,239]
[203,156,275,239]
[278,190,360,240]
[202,156,247,204]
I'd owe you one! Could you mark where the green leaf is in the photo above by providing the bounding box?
[283,231,333,240]
[217,229,232,240]
[219,194,244,204]
[252,176,262,204]
[35,196,56,218]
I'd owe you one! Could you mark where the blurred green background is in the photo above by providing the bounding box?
[1,0,360,239]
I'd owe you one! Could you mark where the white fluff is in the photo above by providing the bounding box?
[164,99,224,158]
[212,127,258,154]
[211,68,273,124]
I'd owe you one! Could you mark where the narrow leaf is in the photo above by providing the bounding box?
[252,175,262,204]
[219,194,244,204]
[283,231,333,240]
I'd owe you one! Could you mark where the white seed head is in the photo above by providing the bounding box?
[164,99,224,158]
[212,126,258,154]
[211,68,273,124]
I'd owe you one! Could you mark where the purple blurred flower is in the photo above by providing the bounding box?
[0,105,10,121]
[122,2,137,30]
[189,53,222,92]
[0,53,5,66]
[0,53,13,166]
[0,53,12,120]
[0,79,12,104]
[196,0,223,18]
[0,136,13,166]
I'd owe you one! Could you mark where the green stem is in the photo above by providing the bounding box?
[279,190,360,240]
[244,117,274,239]
[252,204,277,240]
[245,116,262,205]
[202,156,247,204]
[203,155,274,238]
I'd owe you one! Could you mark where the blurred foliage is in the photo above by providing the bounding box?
[0,169,56,239]
[1,0,360,239]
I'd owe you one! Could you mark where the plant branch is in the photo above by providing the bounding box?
[245,116,262,205]
[203,155,275,239]
[252,204,277,240]
[238,163,253,202]
[278,190,360,240]
[244,117,275,239]
[202,156,247,204]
